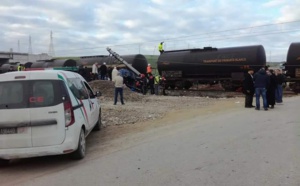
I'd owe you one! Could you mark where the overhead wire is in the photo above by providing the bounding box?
[54,19,300,54]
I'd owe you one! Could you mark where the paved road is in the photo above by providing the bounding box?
[1,96,300,186]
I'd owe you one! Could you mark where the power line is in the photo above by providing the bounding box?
[54,19,300,53]
[28,35,32,54]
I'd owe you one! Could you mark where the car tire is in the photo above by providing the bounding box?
[70,129,86,160]
[0,159,10,166]
[93,110,102,131]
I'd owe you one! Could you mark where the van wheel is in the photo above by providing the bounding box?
[70,129,86,160]
[93,110,102,131]
[0,159,10,166]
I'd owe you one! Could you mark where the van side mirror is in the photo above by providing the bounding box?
[95,91,101,97]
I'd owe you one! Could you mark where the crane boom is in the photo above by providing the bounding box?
[106,47,141,76]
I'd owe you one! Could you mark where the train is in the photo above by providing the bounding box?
[0,54,148,75]
[0,43,300,93]
[157,45,266,90]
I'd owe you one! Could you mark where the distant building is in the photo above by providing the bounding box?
[0,51,51,66]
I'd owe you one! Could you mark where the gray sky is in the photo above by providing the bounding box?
[1,0,299,62]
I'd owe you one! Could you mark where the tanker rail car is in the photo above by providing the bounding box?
[157,45,266,90]
[284,42,300,93]
[0,54,148,75]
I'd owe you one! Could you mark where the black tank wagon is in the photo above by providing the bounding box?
[284,42,300,92]
[78,54,148,75]
[157,45,266,90]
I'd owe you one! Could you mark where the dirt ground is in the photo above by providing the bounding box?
[89,80,244,127]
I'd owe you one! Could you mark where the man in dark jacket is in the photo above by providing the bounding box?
[99,62,107,80]
[148,73,155,95]
[243,69,255,108]
[253,68,270,110]
[266,70,277,108]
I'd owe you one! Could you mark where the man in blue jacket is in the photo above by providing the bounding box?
[253,68,270,110]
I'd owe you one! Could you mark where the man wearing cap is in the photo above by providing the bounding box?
[243,69,255,108]
[114,72,125,105]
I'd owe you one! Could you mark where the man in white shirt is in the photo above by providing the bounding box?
[112,66,118,82]
[114,72,125,105]
[92,62,98,80]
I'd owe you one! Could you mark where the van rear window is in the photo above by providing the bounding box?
[0,80,65,109]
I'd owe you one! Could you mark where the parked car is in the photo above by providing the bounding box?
[0,70,102,165]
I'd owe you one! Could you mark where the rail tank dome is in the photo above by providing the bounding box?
[157,45,266,78]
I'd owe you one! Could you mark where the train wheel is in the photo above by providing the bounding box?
[169,85,175,90]
[290,82,300,93]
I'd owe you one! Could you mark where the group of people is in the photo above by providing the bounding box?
[79,62,112,82]
[135,64,167,96]
[243,67,285,111]
[92,62,108,80]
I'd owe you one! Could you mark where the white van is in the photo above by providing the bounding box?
[0,70,102,164]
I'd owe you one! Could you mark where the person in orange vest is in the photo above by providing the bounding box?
[147,64,152,76]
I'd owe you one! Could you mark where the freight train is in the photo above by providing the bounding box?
[1,43,300,93]
[157,45,266,90]
[0,54,147,75]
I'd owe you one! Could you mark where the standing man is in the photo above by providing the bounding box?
[158,42,164,54]
[17,64,23,71]
[154,74,160,95]
[92,62,98,80]
[253,68,270,111]
[147,64,152,76]
[275,69,285,103]
[112,66,118,82]
[266,69,277,109]
[139,74,147,95]
[242,69,255,108]
[99,62,107,80]
[148,73,155,95]
[114,72,125,105]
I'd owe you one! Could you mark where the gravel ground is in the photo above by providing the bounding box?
[90,80,238,127]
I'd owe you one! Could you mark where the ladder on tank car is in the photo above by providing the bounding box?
[106,47,141,76]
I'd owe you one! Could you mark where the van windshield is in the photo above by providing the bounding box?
[0,80,65,109]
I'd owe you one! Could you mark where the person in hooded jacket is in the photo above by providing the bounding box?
[253,68,270,110]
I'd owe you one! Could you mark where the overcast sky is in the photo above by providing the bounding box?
[0,0,299,62]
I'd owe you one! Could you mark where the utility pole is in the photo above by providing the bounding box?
[18,40,20,53]
[48,31,55,57]
[28,35,32,54]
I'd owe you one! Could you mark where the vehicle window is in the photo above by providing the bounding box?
[67,78,89,100]
[84,82,95,98]
[0,81,26,109]
[0,80,63,109]
[30,81,55,107]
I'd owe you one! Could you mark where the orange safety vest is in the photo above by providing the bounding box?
[147,66,152,73]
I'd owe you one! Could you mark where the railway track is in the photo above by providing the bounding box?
[165,88,297,98]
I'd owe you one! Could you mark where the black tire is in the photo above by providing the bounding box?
[93,110,102,131]
[70,129,86,160]
[0,159,10,166]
